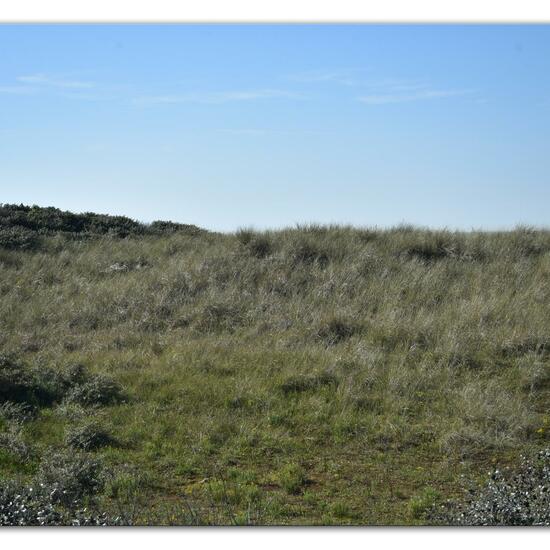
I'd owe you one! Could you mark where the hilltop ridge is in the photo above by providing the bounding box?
[0,203,205,249]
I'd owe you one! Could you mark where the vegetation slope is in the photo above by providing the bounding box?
[1,203,550,525]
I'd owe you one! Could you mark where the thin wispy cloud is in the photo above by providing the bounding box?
[358,80,475,105]
[17,73,94,89]
[284,71,474,107]
[286,68,362,86]
[215,128,325,137]
[57,91,119,102]
[133,89,304,105]
[215,128,269,136]
[0,85,35,95]
[0,73,96,97]
[1,70,474,110]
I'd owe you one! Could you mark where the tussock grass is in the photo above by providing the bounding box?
[1,205,550,524]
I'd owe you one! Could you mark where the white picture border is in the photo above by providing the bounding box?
[0,0,549,22]
[0,3,548,548]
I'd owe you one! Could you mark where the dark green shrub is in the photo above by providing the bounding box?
[60,363,124,406]
[404,243,450,261]
[0,355,36,405]
[399,232,466,262]
[236,229,273,258]
[0,451,121,526]
[65,423,116,451]
[63,363,89,386]
[0,354,61,407]
[0,481,65,526]
[65,374,124,407]
[0,357,123,410]
[1,444,113,525]
[0,479,120,526]
[316,317,357,346]
[0,227,39,250]
[0,426,31,461]
[0,401,36,423]
[279,372,339,395]
[289,239,329,267]
[37,450,104,506]
[500,337,550,358]
[247,235,273,259]
[0,204,142,236]
[149,220,204,236]
[0,203,205,239]
[431,448,550,525]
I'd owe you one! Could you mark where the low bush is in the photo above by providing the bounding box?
[37,449,104,506]
[237,232,274,259]
[0,356,123,410]
[0,203,206,241]
[0,227,39,251]
[249,236,273,259]
[404,243,452,262]
[431,448,550,525]
[279,372,339,395]
[398,231,465,262]
[0,449,120,526]
[0,401,36,423]
[0,479,119,526]
[288,238,329,267]
[64,375,124,407]
[316,317,358,346]
[149,220,204,236]
[65,423,116,451]
[0,426,31,461]
[0,481,66,526]
[0,354,61,407]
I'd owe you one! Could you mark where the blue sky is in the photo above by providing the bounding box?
[1,24,549,231]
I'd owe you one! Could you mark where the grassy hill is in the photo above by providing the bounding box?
[1,204,550,524]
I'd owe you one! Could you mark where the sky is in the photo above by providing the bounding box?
[0,24,549,231]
